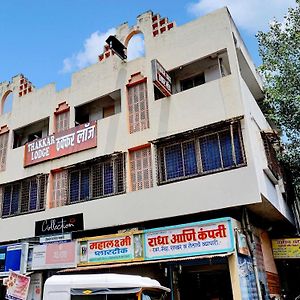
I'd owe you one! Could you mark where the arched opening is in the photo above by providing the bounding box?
[1,91,13,114]
[125,31,145,61]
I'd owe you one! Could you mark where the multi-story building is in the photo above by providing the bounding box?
[0,8,297,300]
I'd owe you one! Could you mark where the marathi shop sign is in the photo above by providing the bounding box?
[151,59,172,97]
[78,232,144,265]
[272,238,300,259]
[35,213,84,236]
[24,121,97,167]
[144,218,234,260]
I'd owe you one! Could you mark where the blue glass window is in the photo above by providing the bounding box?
[104,163,114,195]
[200,134,222,172]
[164,141,197,180]
[70,171,80,203]
[29,180,38,210]
[80,169,90,200]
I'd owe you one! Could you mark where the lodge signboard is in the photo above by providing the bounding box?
[24,121,97,167]
[78,232,144,265]
[35,213,84,236]
[151,59,172,97]
[144,218,234,260]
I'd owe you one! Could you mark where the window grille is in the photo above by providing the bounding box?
[66,153,125,205]
[130,146,153,191]
[128,82,149,133]
[261,132,282,179]
[55,110,70,133]
[1,174,47,217]
[51,170,68,208]
[0,132,9,171]
[158,123,245,184]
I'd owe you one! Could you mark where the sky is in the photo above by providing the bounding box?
[0,0,296,91]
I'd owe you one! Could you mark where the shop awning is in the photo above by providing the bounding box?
[58,252,234,273]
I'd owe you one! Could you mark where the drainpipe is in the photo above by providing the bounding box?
[242,208,263,300]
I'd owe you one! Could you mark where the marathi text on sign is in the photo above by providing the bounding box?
[24,122,97,167]
[272,238,300,259]
[79,233,143,265]
[144,219,233,260]
[151,59,172,97]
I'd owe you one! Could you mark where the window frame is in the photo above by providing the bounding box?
[157,122,246,185]
[1,175,47,218]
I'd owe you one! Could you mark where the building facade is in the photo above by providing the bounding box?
[0,8,296,300]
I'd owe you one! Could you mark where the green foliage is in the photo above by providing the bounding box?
[257,0,300,192]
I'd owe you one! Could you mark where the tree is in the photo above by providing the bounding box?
[257,0,300,203]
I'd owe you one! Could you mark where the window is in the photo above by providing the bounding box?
[51,153,126,207]
[130,146,153,191]
[180,73,205,91]
[69,168,90,203]
[51,170,68,208]
[56,110,70,133]
[261,132,282,179]
[1,175,47,217]
[158,122,245,184]
[91,155,125,198]
[0,132,9,171]
[128,81,149,133]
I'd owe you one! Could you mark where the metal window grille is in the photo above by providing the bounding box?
[0,132,9,171]
[128,82,149,133]
[52,170,68,208]
[67,153,126,204]
[1,174,47,217]
[130,146,153,191]
[261,132,282,178]
[56,111,70,133]
[91,154,125,199]
[158,123,245,184]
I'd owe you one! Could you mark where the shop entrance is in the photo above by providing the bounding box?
[177,263,233,300]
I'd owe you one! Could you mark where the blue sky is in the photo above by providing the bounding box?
[0,0,295,91]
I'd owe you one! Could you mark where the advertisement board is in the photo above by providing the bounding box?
[0,243,28,277]
[272,238,300,259]
[27,273,42,300]
[78,233,143,266]
[24,121,97,167]
[31,241,76,270]
[144,218,234,260]
[5,271,31,300]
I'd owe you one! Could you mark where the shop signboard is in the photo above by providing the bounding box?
[0,243,28,277]
[144,218,234,260]
[272,238,300,259]
[78,232,144,266]
[5,271,31,300]
[151,59,172,97]
[27,273,42,300]
[31,241,76,270]
[24,121,97,167]
[35,213,83,236]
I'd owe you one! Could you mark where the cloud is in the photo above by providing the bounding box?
[60,29,146,73]
[127,34,145,61]
[60,28,116,73]
[187,0,296,33]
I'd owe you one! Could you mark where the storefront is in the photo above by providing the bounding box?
[75,217,250,300]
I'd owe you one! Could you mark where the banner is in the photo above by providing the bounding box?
[32,242,76,270]
[144,218,234,260]
[5,271,30,300]
[24,121,97,167]
[78,233,143,265]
